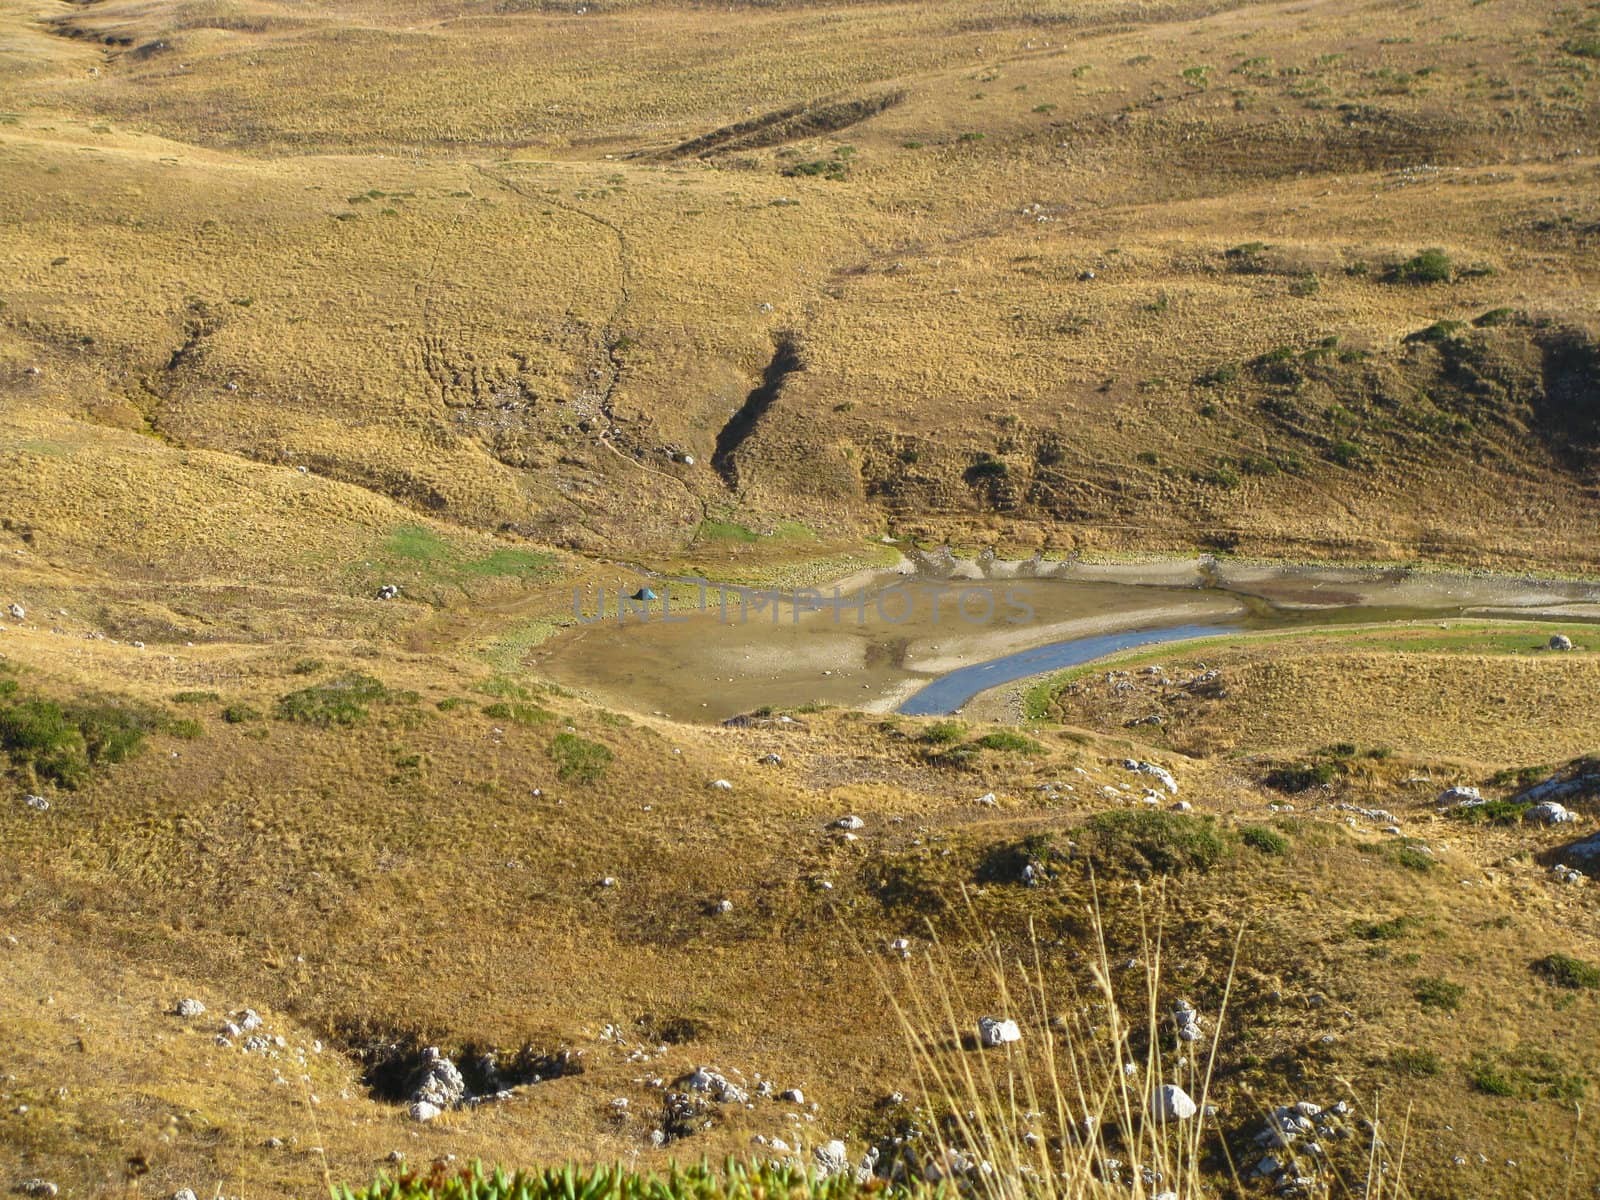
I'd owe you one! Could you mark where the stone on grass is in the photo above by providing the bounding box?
[813,1140,849,1179]
[1525,801,1575,825]
[175,998,206,1018]
[977,1016,1021,1047]
[1123,760,1178,794]
[833,815,865,830]
[1437,786,1482,807]
[409,1100,442,1122]
[1151,1084,1197,1122]
[1549,634,1573,651]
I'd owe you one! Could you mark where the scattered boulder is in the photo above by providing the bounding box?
[1171,1000,1202,1043]
[7,604,23,621]
[681,1066,748,1104]
[758,753,783,765]
[409,1100,442,1123]
[813,1140,849,1179]
[175,998,206,1018]
[1525,801,1576,825]
[709,779,733,790]
[832,815,865,830]
[1151,1084,1197,1122]
[1512,758,1600,808]
[23,796,48,812]
[977,1016,1021,1047]
[376,585,400,601]
[173,1190,199,1200]
[1548,634,1573,651]
[1123,759,1178,794]
[1436,786,1483,808]
[16,1184,57,1199]
[410,1047,467,1111]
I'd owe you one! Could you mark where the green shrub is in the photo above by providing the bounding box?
[291,658,325,675]
[0,694,158,789]
[1390,1046,1442,1077]
[482,702,556,726]
[1467,1055,1515,1095]
[1532,953,1600,990]
[550,733,612,783]
[1240,825,1289,855]
[1264,760,1337,792]
[1473,306,1518,327]
[975,730,1044,753]
[1082,809,1232,876]
[165,717,203,740]
[1404,319,1467,344]
[920,721,967,745]
[1354,915,1420,941]
[1195,363,1239,387]
[276,673,391,727]
[1327,439,1363,467]
[222,704,261,724]
[1388,247,1453,284]
[171,690,221,704]
[1414,975,1465,1011]
[1452,799,1527,825]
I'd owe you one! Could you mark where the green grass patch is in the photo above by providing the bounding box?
[171,690,221,705]
[1532,953,1600,990]
[919,720,967,745]
[482,702,556,726]
[276,673,398,727]
[0,692,174,789]
[1413,975,1465,1011]
[360,525,556,596]
[1080,809,1232,876]
[550,733,613,783]
[974,730,1044,754]
[1240,825,1289,855]
[1389,1046,1442,1077]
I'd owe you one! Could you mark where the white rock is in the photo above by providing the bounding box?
[17,1184,57,1200]
[24,795,49,812]
[832,815,865,830]
[173,1190,200,1200]
[709,779,733,790]
[176,998,206,1018]
[1549,634,1574,651]
[780,1088,804,1103]
[977,1016,1021,1047]
[237,1009,262,1031]
[1525,801,1575,825]
[1151,1084,1197,1122]
[813,1140,849,1178]
[409,1100,442,1122]
[7,604,24,621]
[1123,759,1178,793]
[973,792,998,806]
[1437,786,1483,807]
[714,898,733,913]
[1171,800,1192,811]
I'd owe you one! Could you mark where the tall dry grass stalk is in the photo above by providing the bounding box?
[868,879,1411,1200]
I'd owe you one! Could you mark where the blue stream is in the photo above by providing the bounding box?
[896,622,1239,716]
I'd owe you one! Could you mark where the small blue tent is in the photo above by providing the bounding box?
[630,587,658,602]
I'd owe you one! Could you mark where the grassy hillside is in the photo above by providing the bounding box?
[2,0,1600,1196]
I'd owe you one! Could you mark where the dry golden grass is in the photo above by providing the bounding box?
[3,0,1600,1194]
